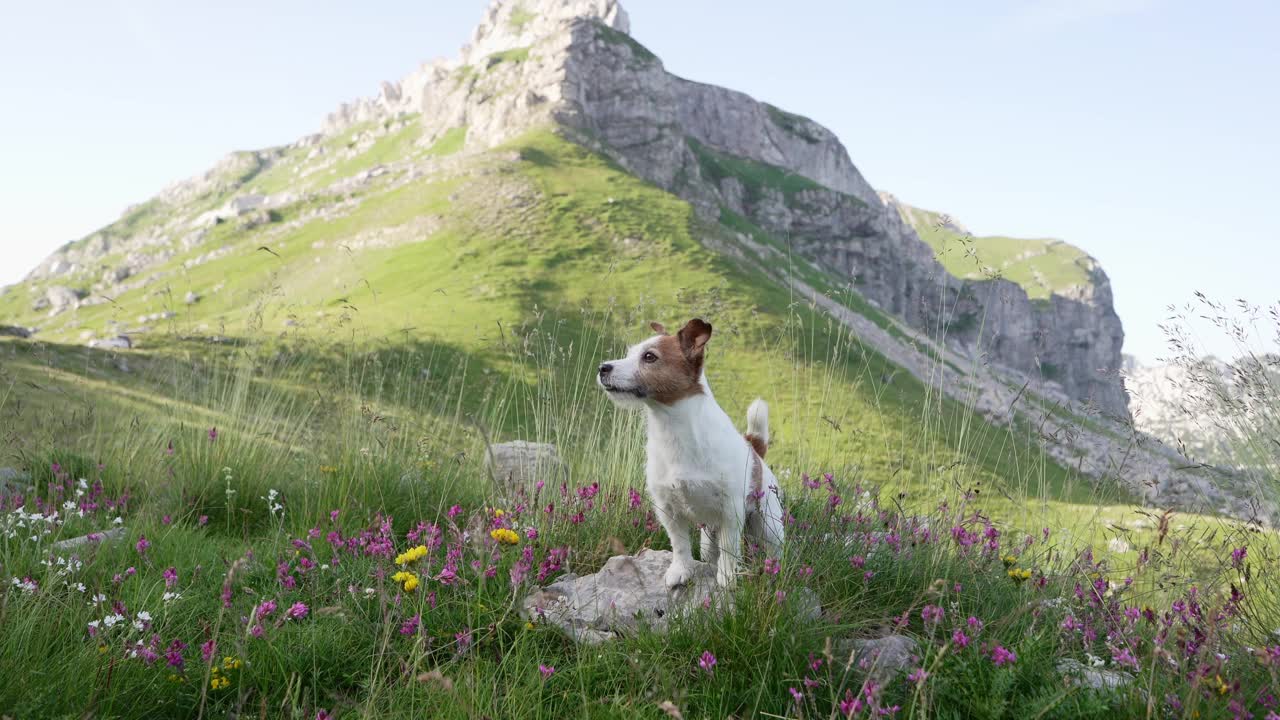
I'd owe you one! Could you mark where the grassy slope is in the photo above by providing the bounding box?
[899,204,1095,301]
[2,125,1276,719]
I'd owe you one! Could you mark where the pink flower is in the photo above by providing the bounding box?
[198,515,209,526]
[539,664,555,680]
[839,689,863,717]
[201,639,216,662]
[628,488,643,509]
[967,616,984,633]
[208,427,218,442]
[447,505,462,519]
[163,567,177,589]
[250,624,264,638]
[135,535,150,555]
[990,645,1017,667]
[789,687,804,704]
[1231,545,1248,569]
[698,651,717,674]
[922,605,945,625]
[286,602,309,620]
[952,629,970,648]
[400,614,420,636]
[907,667,928,685]
[255,600,278,618]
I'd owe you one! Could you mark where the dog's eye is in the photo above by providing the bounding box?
[641,351,658,363]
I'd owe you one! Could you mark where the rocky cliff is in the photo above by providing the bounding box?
[319,0,1129,418]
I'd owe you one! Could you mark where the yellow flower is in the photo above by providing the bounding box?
[319,465,337,474]
[211,675,231,690]
[525,622,535,630]
[493,509,505,518]
[98,644,108,655]
[490,528,520,546]
[403,575,420,593]
[222,656,243,671]
[1215,675,1230,696]
[395,545,429,566]
[1007,568,1033,584]
[1001,554,1018,568]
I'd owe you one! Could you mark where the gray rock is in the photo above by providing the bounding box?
[484,440,568,497]
[52,526,126,551]
[1,468,33,495]
[88,335,132,350]
[522,549,818,644]
[838,634,920,683]
[43,286,80,315]
[0,325,30,338]
[1056,659,1133,691]
[183,291,200,305]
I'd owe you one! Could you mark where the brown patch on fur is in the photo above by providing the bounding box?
[747,443,764,509]
[649,321,667,335]
[639,334,706,405]
[744,432,768,459]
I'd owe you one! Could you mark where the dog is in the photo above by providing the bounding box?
[598,318,785,588]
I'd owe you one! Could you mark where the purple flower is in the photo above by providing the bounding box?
[698,650,717,674]
[399,614,420,636]
[447,505,462,519]
[922,604,945,625]
[201,639,216,662]
[967,616,984,633]
[952,629,970,648]
[250,623,265,638]
[990,645,1017,667]
[255,600,277,618]
[163,567,177,589]
[286,602,309,620]
[198,515,209,527]
[839,689,863,717]
[628,488,643,509]
[907,667,928,684]
[539,664,556,680]
[208,427,218,442]
[135,535,150,555]
[1231,546,1248,569]
[789,687,804,704]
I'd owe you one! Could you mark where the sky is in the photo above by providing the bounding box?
[1,0,1277,363]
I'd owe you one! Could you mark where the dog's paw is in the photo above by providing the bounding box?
[664,562,694,589]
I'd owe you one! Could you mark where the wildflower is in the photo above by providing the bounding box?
[135,535,150,555]
[286,602,309,620]
[764,558,780,576]
[539,664,555,680]
[1007,567,1032,584]
[163,567,177,589]
[249,624,264,638]
[628,488,643,509]
[447,505,462,519]
[1002,554,1018,568]
[921,605,945,625]
[789,687,804,704]
[1231,546,1248,570]
[952,629,970,648]
[967,616,984,633]
[907,667,928,685]
[698,651,717,674]
[201,640,216,663]
[839,689,863,717]
[490,528,520,546]
[210,674,230,690]
[391,571,420,592]
[222,656,243,670]
[208,427,218,442]
[198,515,208,527]
[255,600,278,618]
[990,645,1017,667]
[400,614,421,636]
[395,545,429,566]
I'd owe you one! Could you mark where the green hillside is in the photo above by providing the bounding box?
[897,204,1098,301]
[2,124,1275,719]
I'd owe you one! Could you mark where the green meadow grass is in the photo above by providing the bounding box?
[2,128,1277,718]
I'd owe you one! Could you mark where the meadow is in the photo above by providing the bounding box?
[1,131,1278,719]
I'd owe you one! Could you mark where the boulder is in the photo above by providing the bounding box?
[183,291,200,305]
[43,286,80,315]
[52,526,127,551]
[485,440,568,497]
[0,468,33,495]
[88,335,132,350]
[838,634,920,684]
[521,549,819,644]
[0,325,30,339]
[1056,659,1133,691]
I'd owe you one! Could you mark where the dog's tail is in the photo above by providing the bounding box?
[744,398,769,459]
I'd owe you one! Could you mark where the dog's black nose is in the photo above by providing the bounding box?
[598,363,613,376]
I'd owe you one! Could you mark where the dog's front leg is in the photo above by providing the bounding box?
[716,506,745,588]
[658,508,697,589]
[699,526,719,565]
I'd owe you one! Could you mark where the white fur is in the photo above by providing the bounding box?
[600,335,785,588]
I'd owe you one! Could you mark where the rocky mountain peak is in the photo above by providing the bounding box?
[463,0,629,64]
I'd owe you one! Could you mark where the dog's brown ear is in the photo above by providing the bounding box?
[649,322,667,335]
[677,318,712,359]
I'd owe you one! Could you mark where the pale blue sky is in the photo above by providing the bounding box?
[1,0,1276,362]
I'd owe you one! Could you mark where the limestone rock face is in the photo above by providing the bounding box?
[318,0,1128,418]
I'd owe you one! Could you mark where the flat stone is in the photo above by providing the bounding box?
[522,549,820,644]
[52,526,126,551]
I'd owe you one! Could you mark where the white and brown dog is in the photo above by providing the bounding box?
[598,318,784,588]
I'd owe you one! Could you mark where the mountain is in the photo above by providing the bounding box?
[1,0,1271,523]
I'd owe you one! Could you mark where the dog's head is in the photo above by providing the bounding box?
[597,318,712,409]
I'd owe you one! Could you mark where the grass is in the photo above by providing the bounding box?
[2,126,1278,718]
[688,137,825,203]
[486,47,531,69]
[896,204,1097,301]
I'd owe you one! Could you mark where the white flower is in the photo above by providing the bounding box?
[91,593,107,604]
[112,517,123,525]
[73,582,86,593]
[136,611,152,622]
[103,613,125,628]
[62,500,77,512]
[132,620,145,632]
[363,587,377,598]
[162,592,182,603]
[77,478,89,490]
[87,620,101,630]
